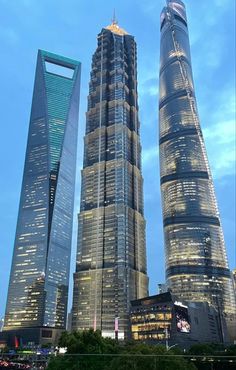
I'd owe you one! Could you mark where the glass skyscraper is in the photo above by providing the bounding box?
[3,50,81,344]
[159,0,236,341]
[72,20,148,339]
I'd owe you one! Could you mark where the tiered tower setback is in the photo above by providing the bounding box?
[72,20,148,339]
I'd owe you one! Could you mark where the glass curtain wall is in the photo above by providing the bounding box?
[72,21,148,339]
[159,0,236,341]
[4,50,81,333]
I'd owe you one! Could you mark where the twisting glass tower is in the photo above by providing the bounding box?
[72,19,148,339]
[159,0,236,341]
[3,50,81,345]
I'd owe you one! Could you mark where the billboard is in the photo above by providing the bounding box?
[174,302,191,333]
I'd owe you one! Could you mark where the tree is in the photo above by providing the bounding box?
[47,330,197,370]
[188,344,215,356]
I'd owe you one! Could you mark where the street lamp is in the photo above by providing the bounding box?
[164,327,177,351]
[167,344,178,351]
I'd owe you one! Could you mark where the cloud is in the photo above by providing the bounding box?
[202,92,236,179]
[203,38,224,69]
[204,120,235,145]
[204,121,235,179]
[139,77,159,97]
[142,146,159,167]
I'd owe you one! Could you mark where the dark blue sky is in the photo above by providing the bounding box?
[0,0,235,318]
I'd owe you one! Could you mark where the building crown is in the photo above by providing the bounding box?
[106,10,128,35]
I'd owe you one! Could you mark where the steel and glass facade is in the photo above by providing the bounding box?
[130,293,225,346]
[130,293,172,342]
[3,50,81,341]
[159,0,236,341]
[72,21,148,339]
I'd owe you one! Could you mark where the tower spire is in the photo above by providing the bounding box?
[112,8,118,25]
[106,10,128,35]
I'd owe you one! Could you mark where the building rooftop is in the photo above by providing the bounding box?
[106,14,128,36]
[131,292,173,307]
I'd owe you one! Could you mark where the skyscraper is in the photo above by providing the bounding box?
[159,0,236,341]
[3,50,81,345]
[72,19,148,339]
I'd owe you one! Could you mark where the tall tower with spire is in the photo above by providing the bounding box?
[159,0,236,341]
[72,20,148,339]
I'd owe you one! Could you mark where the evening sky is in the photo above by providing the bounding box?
[0,0,235,318]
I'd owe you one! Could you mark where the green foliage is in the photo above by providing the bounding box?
[225,345,236,356]
[187,343,236,370]
[0,345,9,353]
[188,343,215,356]
[58,329,119,354]
[47,330,197,370]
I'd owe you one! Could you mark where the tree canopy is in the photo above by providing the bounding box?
[47,330,197,370]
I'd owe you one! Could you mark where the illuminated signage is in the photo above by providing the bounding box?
[174,304,191,333]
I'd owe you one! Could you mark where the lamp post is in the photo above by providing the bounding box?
[167,344,178,351]
[165,327,169,350]
[165,327,177,351]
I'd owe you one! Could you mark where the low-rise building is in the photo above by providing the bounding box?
[130,292,227,348]
[0,327,63,348]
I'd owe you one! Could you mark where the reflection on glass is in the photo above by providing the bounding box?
[159,1,236,341]
[72,22,148,339]
[4,50,81,334]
